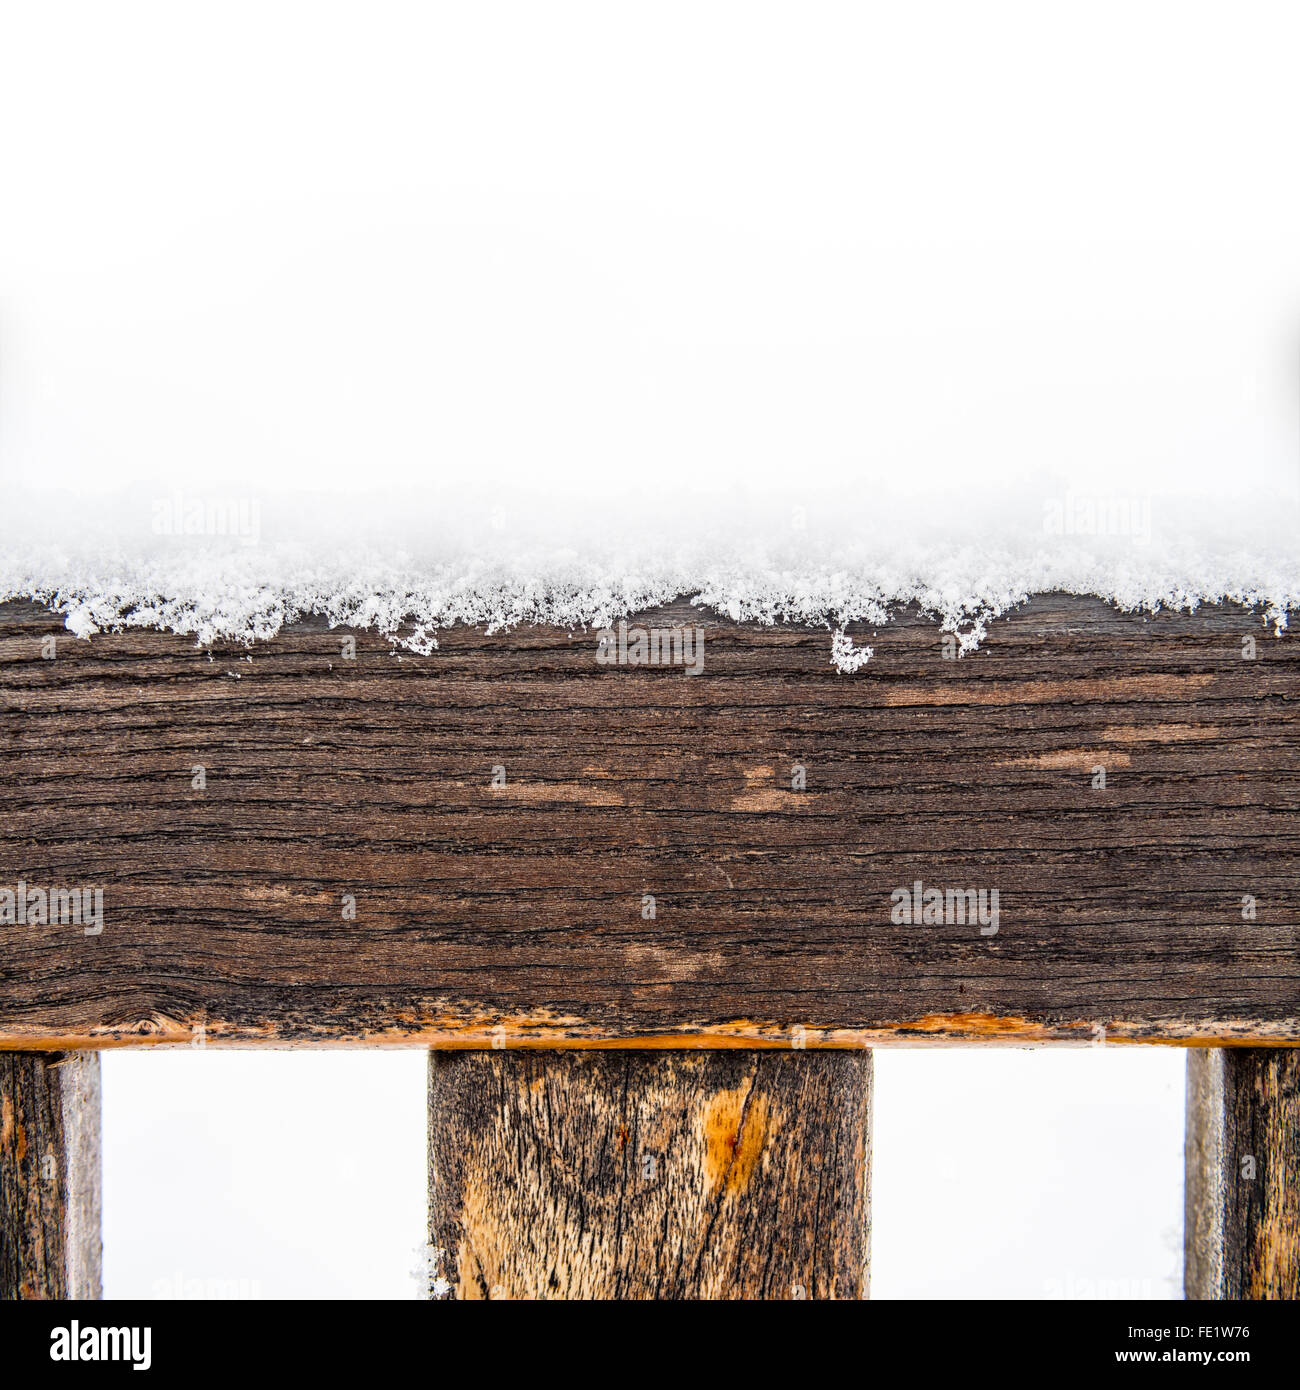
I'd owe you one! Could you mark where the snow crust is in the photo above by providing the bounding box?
[4,485,1294,671]
[3,9,1298,667]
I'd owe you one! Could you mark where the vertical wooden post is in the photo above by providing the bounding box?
[1185,1048,1299,1299]
[428,1049,871,1300]
[0,1052,102,1300]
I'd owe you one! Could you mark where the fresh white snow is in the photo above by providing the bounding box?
[2,484,1295,669]
[2,3,1298,663]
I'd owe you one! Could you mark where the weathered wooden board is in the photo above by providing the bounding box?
[0,1051,102,1299]
[1185,1048,1300,1299]
[0,593,1296,1048]
[427,1049,871,1299]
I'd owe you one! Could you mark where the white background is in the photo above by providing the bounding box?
[3,1,1298,510]
[102,1048,1184,1299]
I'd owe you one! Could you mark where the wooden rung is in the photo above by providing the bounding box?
[1185,1048,1300,1299]
[427,1049,871,1300]
[0,1051,102,1300]
[3,595,1298,1050]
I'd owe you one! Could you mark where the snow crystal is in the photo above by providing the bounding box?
[2,6,1297,669]
[2,484,1295,672]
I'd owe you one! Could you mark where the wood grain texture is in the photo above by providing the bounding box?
[0,1051,102,1299]
[427,1049,870,1299]
[1185,1048,1300,1299]
[0,593,1296,1047]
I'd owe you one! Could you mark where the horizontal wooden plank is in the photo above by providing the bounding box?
[1,594,1297,1048]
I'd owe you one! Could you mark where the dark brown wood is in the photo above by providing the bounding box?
[427,1049,870,1299]
[1185,1048,1300,1299]
[0,1051,102,1299]
[1,593,1296,1048]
